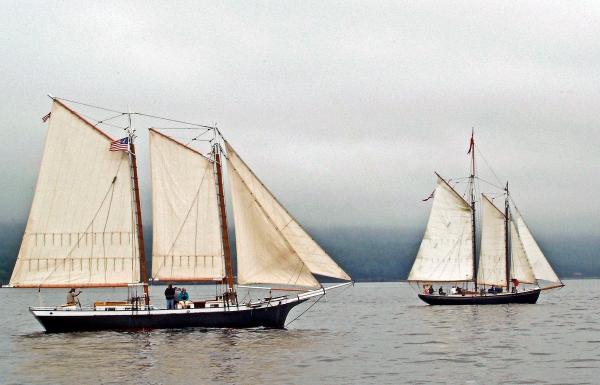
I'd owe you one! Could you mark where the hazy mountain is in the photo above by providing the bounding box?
[0,223,597,285]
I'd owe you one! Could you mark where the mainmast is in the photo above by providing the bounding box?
[128,116,149,305]
[468,131,478,290]
[213,139,236,297]
[504,182,510,291]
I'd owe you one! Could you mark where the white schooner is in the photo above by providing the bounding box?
[8,97,352,332]
[408,133,563,305]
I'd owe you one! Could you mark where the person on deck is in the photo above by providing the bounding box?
[438,286,445,295]
[179,288,191,309]
[66,288,81,306]
[164,284,176,310]
[428,285,434,295]
[450,286,457,295]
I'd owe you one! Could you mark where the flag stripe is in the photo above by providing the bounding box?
[109,137,129,152]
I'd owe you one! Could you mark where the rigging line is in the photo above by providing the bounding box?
[185,128,212,146]
[79,112,130,130]
[53,96,126,114]
[134,112,217,129]
[475,176,505,191]
[285,293,325,327]
[475,146,504,188]
[100,168,119,283]
[54,96,219,130]
[151,127,212,130]
[95,112,128,126]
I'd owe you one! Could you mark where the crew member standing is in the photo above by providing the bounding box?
[164,284,176,310]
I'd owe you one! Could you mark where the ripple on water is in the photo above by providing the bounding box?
[0,281,599,384]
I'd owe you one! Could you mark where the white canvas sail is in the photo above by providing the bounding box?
[10,100,140,287]
[477,195,507,287]
[225,141,350,288]
[408,175,473,282]
[149,130,225,282]
[510,222,536,283]
[514,215,561,283]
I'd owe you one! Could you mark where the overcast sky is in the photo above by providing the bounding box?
[1,1,598,237]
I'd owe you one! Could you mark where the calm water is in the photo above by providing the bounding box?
[0,281,598,384]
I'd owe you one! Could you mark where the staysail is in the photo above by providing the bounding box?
[509,221,536,283]
[408,174,473,282]
[225,140,350,288]
[477,195,507,287]
[10,100,140,287]
[149,130,225,282]
[513,213,561,284]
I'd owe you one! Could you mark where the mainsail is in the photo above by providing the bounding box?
[149,129,225,282]
[225,141,350,288]
[10,100,140,287]
[477,195,507,287]
[408,175,473,282]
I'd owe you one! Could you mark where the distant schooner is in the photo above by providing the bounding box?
[9,97,352,332]
[408,133,563,305]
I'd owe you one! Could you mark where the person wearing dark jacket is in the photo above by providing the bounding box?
[164,284,176,310]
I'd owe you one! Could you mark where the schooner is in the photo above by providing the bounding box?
[408,133,563,305]
[9,97,352,332]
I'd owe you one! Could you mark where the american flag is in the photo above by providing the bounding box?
[42,112,51,122]
[109,137,129,152]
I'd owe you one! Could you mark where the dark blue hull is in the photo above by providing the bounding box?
[33,301,305,333]
[418,289,541,305]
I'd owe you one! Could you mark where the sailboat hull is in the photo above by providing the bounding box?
[31,299,305,333]
[417,288,541,305]
[28,283,350,333]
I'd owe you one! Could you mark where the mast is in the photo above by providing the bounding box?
[213,141,235,294]
[128,116,149,305]
[469,130,478,290]
[504,182,510,291]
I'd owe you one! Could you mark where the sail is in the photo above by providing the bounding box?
[225,141,350,288]
[10,100,140,287]
[514,215,561,283]
[149,130,224,282]
[477,195,507,287]
[510,222,536,283]
[408,175,473,282]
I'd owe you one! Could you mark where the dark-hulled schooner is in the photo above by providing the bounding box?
[8,97,352,332]
[408,133,563,305]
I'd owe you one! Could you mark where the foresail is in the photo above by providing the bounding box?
[510,222,536,283]
[149,130,224,282]
[225,141,349,288]
[408,175,473,282]
[514,215,561,283]
[10,100,139,287]
[477,195,507,287]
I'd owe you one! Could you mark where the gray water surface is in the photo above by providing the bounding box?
[0,281,598,384]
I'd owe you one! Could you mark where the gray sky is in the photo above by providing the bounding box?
[1,1,598,237]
